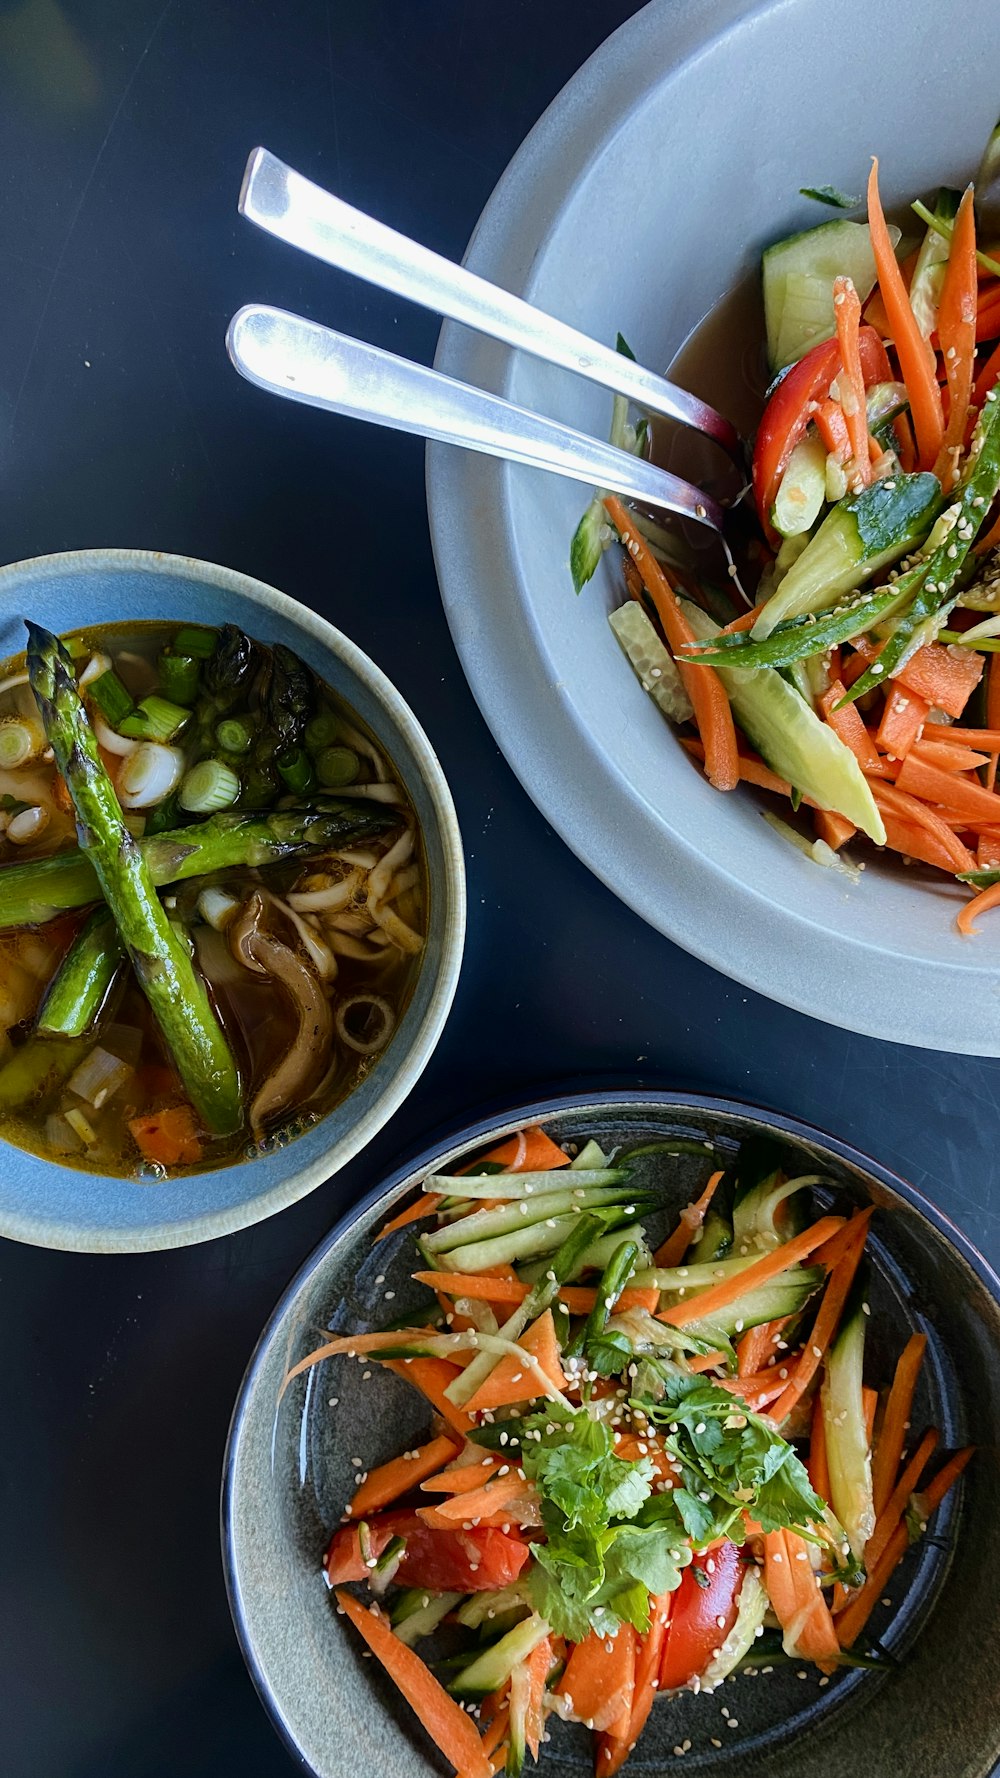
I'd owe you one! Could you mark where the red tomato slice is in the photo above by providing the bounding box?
[658,1541,746,1691]
[752,327,893,538]
[325,1510,531,1593]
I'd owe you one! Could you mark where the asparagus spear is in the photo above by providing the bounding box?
[0,1035,81,1110]
[0,800,399,930]
[26,624,243,1136]
[36,908,124,1039]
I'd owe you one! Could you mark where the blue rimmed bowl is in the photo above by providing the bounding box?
[222,1090,1000,1778]
[0,547,465,1252]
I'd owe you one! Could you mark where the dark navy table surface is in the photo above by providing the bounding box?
[3,4,999,1775]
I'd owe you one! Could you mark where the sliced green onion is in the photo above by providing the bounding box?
[171,625,217,659]
[276,745,316,795]
[118,743,186,810]
[958,867,1000,887]
[911,198,1000,279]
[0,718,43,769]
[88,669,135,726]
[684,581,916,673]
[179,758,240,814]
[316,744,360,787]
[938,615,1000,647]
[119,695,191,742]
[215,717,252,755]
[158,651,200,704]
[304,710,340,752]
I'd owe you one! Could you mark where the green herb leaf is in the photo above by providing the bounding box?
[799,185,860,209]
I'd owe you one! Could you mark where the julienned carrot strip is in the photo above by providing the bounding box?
[876,805,970,873]
[866,1427,939,1570]
[988,656,1000,792]
[335,1591,491,1778]
[598,1598,673,1772]
[409,1272,658,1315]
[808,1393,831,1503]
[833,276,872,484]
[604,496,739,792]
[347,1434,460,1518]
[979,831,1000,867]
[461,1309,567,1412]
[820,680,881,771]
[383,1357,478,1436]
[680,737,794,799]
[835,1448,973,1647]
[736,1319,780,1377]
[714,1371,787,1410]
[525,1637,553,1761]
[871,781,976,872]
[432,1471,536,1523]
[914,739,991,772]
[814,397,851,459]
[459,1125,569,1175]
[769,1213,872,1424]
[653,1170,724,1266]
[923,723,1000,748]
[863,1384,878,1445]
[876,686,930,759]
[658,1215,844,1329]
[934,186,978,491]
[897,751,1000,821]
[812,1207,876,1270]
[974,504,1000,557]
[867,159,944,470]
[957,880,1000,934]
[421,1458,504,1495]
[719,604,767,635]
[377,1193,445,1240]
[871,1333,927,1517]
[477,1708,510,1765]
[976,288,1000,341]
[785,1529,841,1670]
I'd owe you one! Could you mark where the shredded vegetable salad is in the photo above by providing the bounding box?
[288,1125,971,1777]
[573,126,1000,934]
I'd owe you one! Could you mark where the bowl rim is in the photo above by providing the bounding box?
[220,1084,1000,1774]
[0,545,466,1252]
[425,0,1000,1055]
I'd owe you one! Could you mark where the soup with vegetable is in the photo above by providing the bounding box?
[0,620,426,1177]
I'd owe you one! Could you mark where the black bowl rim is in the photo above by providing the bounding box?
[220,1086,1000,1774]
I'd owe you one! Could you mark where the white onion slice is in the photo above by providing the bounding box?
[335,993,395,1054]
[117,743,185,809]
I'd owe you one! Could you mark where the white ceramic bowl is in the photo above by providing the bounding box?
[427,0,1000,1053]
[0,548,465,1251]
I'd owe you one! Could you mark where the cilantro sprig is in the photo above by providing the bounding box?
[517,1404,691,1641]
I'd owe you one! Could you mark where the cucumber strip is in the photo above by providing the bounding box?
[677,1265,825,1343]
[448,1612,551,1698]
[762,219,890,371]
[571,498,610,595]
[699,1568,769,1690]
[568,1222,653,1277]
[909,189,961,341]
[454,1586,530,1630]
[424,1168,626,1202]
[821,1270,875,1561]
[609,602,694,724]
[731,1172,824,1251]
[685,580,915,671]
[772,432,827,537]
[571,1139,609,1170]
[444,1212,607,1405]
[506,1660,530,1777]
[422,1185,645,1253]
[635,1254,762,1292]
[681,600,885,841]
[390,1589,463,1647]
[752,472,942,640]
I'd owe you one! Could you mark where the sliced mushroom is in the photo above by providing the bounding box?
[229,891,333,1135]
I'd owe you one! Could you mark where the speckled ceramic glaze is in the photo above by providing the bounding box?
[0,548,465,1252]
[222,1092,1000,1778]
[427,0,1000,1054]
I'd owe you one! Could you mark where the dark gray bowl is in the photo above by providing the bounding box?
[222,1094,1000,1778]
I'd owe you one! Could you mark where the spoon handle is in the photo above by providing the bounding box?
[226,304,724,531]
[239,146,741,461]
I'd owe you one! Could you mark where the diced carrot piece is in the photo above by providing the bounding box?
[876,685,930,758]
[346,1435,460,1519]
[813,808,856,850]
[335,1591,491,1778]
[895,644,983,719]
[559,1625,636,1733]
[128,1104,202,1167]
[462,1309,566,1413]
[430,1470,538,1524]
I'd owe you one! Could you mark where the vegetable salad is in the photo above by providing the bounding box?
[291,1125,971,1777]
[576,128,1000,934]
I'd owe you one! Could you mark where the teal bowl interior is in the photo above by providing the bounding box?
[0,548,465,1251]
[222,1092,1000,1778]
